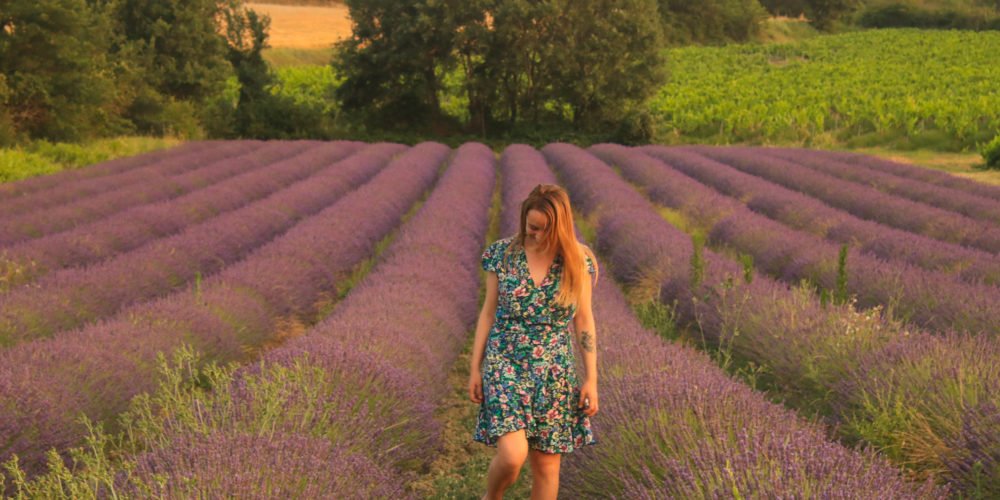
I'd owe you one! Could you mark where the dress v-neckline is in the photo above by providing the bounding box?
[521,245,559,289]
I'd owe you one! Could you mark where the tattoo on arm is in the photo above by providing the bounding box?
[579,330,594,353]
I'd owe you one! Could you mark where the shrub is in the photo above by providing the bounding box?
[982,134,1000,170]
[856,2,1000,30]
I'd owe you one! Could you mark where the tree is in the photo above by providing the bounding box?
[334,0,459,131]
[221,2,272,136]
[335,0,667,139]
[550,0,666,130]
[0,0,119,141]
[114,0,232,103]
[806,0,860,29]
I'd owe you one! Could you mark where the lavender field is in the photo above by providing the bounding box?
[0,141,997,498]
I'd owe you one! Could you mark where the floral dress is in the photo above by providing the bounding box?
[473,236,597,454]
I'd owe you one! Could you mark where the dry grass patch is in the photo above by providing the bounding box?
[247,2,352,48]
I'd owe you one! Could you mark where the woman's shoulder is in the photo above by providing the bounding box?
[487,236,515,252]
[482,236,516,273]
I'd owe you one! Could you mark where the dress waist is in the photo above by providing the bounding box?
[487,324,573,364]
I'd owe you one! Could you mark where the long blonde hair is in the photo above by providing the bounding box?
[503,184,599,308]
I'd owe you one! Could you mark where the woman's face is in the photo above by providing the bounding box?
[526,209,550,246]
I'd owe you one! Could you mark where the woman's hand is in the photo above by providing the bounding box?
[578,380,599,417]
[469,368,484,404]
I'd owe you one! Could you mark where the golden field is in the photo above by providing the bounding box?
[247,2,352,48]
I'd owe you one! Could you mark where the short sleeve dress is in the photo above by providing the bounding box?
[473,236,598,454]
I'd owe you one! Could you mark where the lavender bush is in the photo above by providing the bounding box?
[761,147,1000,226]
[641,146,1000,286]
[0,141,212,205]
[684,145,1000,253]
[0,142,306,245]
[549,142,1000,495]
[0,142,449,476]
[592,144,1000,335]
[0,141,255,224]
[812,149,1000,201]
[0,142,379,345]
[4,143,496,498]
[530,143,944,498]
[130,431,407,499]
[0,141,362,291]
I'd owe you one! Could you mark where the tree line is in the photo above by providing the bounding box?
[2,0,997,146]
[0,0,300,145]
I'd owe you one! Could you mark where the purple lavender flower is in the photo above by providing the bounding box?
[682,145,1000,253]
[0,142,450,475]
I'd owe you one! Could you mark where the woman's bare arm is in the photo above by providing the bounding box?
[573,272,597,385]
[468,272,498,403]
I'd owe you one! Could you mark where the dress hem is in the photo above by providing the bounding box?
[472,423,598,454]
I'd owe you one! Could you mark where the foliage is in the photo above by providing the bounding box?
[334,0,458,131]
[657,0,770,44]
[114,0,232,103]
[0,150,61,183]
[760,0,862,28]
[0,75,15,146]
[0,137,179,184]
[546,0,666,131]
[981,134,1000,169]
[0,0,120,141]
[335,0,666,140]
[809,0,862,28]
[222,2,275,137]
[651,29,1000,151]
[856,0,1000,29]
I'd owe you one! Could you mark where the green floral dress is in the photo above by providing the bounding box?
[473,236,597,454]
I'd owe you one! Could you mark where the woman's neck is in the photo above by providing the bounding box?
[524,239,557,258]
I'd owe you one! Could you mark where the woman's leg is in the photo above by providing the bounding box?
[527,448,561,500]
[484,429,528,500]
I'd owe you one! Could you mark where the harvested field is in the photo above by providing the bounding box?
[247,2,352,48]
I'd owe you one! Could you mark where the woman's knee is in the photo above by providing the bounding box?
[528,449,561,478]
[496,429,529,471]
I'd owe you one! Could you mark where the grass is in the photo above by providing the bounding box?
[263,47,335,67]
[0,136,181,184]
[756,16,820,43]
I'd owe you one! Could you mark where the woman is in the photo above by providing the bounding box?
[468,184,599,500]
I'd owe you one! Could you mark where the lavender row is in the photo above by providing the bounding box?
[0,142,385,345]
[684,145,1000,253]
[0,141,361,292]
[641,146,1000,286]
[0,141,258,222]
[117,143,496,497]
[0,141,210,203]
[549,143,998,495]
[814,148,1000,201]
[0,142,450,476]
[593,145,999,335]
[529,143,942,498]
[761,147,1000,225]
[130,431,405,499]
[0,141,300,246]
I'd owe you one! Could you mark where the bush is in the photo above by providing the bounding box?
[658,0,769,44]
[0,150,61,183]
[856,2,1000,30]
[981,135,1000,170]
[612,109,657,145]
